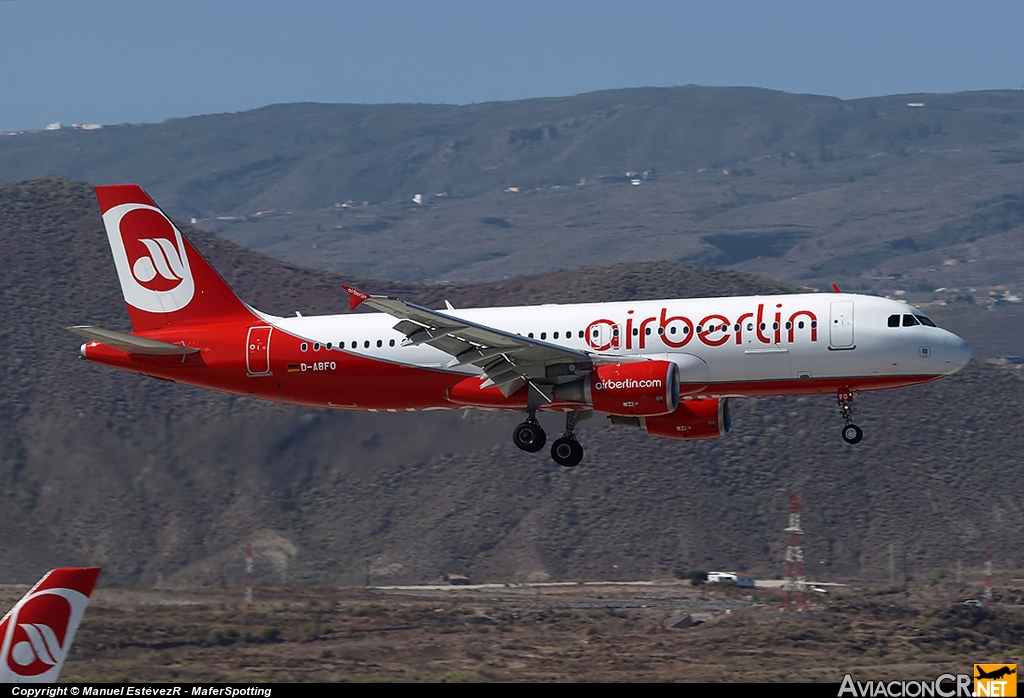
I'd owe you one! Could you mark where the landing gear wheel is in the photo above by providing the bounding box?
[513,421,546,453]
[837,389,862,445]
[550,437,584,468]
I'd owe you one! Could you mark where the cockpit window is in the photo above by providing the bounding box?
[887,314,900,328]
[902,314,920,327]
[916,315,937,327]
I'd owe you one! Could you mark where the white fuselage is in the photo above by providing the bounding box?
[264,292,971,395]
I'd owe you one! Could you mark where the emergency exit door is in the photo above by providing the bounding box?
[246,326,273,376]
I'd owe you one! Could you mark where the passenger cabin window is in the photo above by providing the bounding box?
[902,314,920,327]
[888,314,900,328]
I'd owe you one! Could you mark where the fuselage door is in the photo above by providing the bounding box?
[829,301,855,348]
[246,326,273,376]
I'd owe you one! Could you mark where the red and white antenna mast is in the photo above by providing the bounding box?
[783,492,807,609]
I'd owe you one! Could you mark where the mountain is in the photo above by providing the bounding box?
[1,87,1022,291]
[1,177,1023,588]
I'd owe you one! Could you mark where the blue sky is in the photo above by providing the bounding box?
[1,1,1022,132]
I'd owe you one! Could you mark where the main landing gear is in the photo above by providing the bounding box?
[550,411,584,468]
[512,418,546,453]
[513,411,586,467]
[838,390,863,445]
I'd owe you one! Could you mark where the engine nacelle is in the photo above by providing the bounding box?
[610,398,731,440]
[554,361,679,417]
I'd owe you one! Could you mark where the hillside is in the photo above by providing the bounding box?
[1,178,1023,589]
[2,87,1023,293]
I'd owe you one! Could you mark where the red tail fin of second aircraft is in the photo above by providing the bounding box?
[0,567,101,683]
[95,185,255,332]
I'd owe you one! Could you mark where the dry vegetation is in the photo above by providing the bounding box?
[2,179,1024,591]
[2,579,1018,683]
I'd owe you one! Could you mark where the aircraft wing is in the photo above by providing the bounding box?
[343,286,591,397]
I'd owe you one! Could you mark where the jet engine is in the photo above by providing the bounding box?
[553,361,679,417]
[609,398,731,440]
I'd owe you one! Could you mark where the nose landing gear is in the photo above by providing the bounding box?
[838,390,863,444]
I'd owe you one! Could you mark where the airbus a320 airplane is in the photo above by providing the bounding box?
[72,185,971,467]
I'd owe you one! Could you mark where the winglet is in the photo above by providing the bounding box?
[343,285,370,310]
[832,283,842,293]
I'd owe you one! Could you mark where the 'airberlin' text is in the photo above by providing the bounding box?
[585,303,818,351]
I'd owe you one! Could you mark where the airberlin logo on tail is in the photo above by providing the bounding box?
[132,237,187,288]
[0,587,88,680]
[102,203,195,313]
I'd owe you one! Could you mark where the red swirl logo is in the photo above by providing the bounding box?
[119,208,187,292]
[3,592,72,677]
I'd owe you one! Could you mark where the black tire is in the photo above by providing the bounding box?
[550,437,584,468]
[513,422,546,453]
[841,424,863,445]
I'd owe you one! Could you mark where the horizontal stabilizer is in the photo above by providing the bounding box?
[68,326,199,355]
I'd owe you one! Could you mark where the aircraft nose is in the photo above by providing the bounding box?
[942,333,971,374]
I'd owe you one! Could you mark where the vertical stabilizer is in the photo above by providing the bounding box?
[0,567,101,683]
[95,185,254,332]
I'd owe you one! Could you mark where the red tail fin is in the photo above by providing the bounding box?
[0,567,101,683]
[95,185,255,332]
